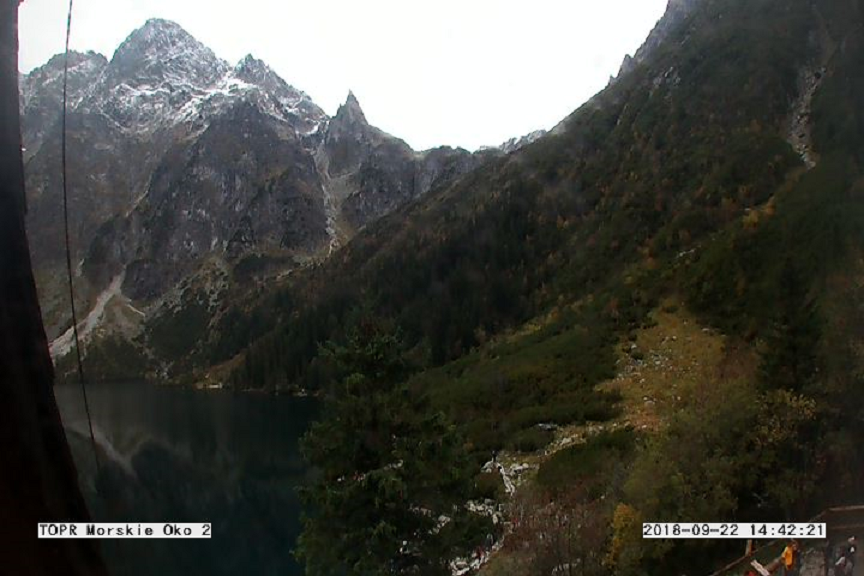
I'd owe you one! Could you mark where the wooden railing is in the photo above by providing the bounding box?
[707,506,864,576]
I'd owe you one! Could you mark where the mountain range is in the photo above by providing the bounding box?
[20,0,864,573]
[20,18,529,369]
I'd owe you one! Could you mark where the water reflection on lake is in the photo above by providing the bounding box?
[56,382,317,576]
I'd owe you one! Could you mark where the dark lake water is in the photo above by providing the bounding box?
[55,381,317,576]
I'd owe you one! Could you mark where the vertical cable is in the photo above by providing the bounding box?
[61,0,99,472]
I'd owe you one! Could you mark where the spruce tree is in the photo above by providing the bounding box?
[296,317,481,575]
[760,260,821,392]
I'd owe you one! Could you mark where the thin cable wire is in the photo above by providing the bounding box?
[61,0,99,473]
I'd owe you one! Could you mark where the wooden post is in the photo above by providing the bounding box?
[0,2,107,573]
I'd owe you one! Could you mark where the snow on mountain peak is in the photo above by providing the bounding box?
[106,18,228,91]
[229,55,327,135]
[232,54,293,96]
[125,18,208,57]
[477,129,547,154]
[235,54,269,76]
[233,55,318,107]
[20,50,107,111]
[23,18,328,140]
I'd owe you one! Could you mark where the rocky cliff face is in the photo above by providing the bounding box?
[317,92,485,240]
[478,129,548,155]
[19,50,108,160]
[613,0,701,81]
[20,18,497,371]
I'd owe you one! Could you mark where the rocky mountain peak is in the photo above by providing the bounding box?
[231,54,327,136]
[232,54,309,102]
[667,0,699,11]
[106,18,227,90]
[232,53,295,99]
[612,0,702,83]
[495,129,548,154]
[234,54,269,78]
[337,90,367,125]
[29,50,107,75]
[325,90,369,145]
[19,50,107,155]
[123,18,202,55]
[20,50,107,108]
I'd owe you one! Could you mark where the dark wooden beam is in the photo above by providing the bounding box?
[0,1,107,573]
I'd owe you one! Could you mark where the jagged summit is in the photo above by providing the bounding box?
[234,54,269,76]
[232,53,292,94]
[612,0,701,82]
[335,90,367,125]
[116,18,206,60]
[107,18,227,89]
[667,0,699,10]
[128,18,201,49]
[33,50,106,71]
[325,90,370,145]
[60,18,327,136]
[19,50,108,156]
[143,17,184,28]
[233,53,305,98]
[477,129,547,154]
[20,50,107,99]
[231,54,327,133]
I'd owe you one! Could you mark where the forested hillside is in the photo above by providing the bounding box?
[221,0,860,394]
[150,0,864,572]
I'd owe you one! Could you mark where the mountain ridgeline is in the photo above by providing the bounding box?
[227,0,864,387]
[20,19,508,376]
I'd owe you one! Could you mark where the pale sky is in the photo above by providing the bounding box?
[18,0,668,151]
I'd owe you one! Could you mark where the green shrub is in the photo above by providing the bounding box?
[507,427,555,453]
[537,427,636,491]
[472,472,506,501]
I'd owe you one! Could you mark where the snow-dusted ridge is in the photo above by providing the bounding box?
[477,128,548,154]
[31,19,329,142]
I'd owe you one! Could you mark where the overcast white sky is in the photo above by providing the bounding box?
[18,0,668,151]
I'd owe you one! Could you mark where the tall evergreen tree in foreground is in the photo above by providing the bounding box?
[296,317,484,575]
